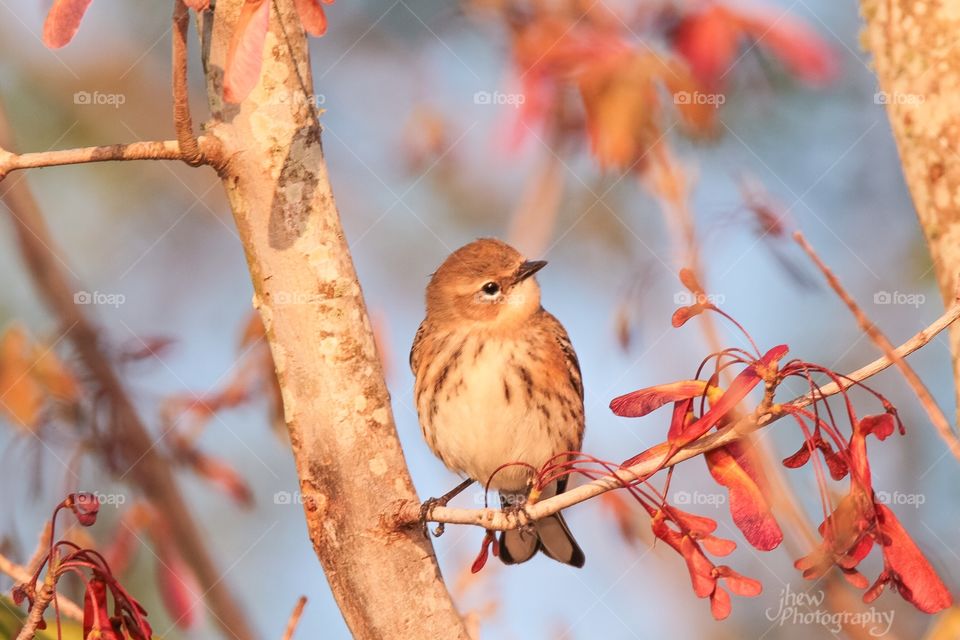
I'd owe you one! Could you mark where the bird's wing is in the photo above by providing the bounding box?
[409,319,429,375]
[540,309,584,401]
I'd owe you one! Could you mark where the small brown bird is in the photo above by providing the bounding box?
[410,238,585,567]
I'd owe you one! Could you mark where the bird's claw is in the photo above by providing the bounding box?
[501,497,534,533]
[419,497,447,538]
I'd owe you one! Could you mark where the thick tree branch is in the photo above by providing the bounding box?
[196,1,468,637]
[860,0,960,426]
[397,298,960,530]
[0,104,255,640]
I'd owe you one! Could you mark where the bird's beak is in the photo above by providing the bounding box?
[513,260,548,284]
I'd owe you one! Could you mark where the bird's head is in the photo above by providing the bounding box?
[425,238,546,327]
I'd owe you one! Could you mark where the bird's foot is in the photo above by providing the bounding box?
[500,494,535,533]
[419,496,449,538]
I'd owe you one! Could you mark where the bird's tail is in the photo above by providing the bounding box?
[498,482,585,568]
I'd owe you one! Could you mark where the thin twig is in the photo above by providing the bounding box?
[398,298,960,530]
[281,596,308,640]
[0,136,224,179]
[23,523,52,578]
[794,231,960,461]
[0,552,83,622]
[172,0,203,166]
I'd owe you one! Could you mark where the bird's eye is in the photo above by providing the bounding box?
[481,282,500,296]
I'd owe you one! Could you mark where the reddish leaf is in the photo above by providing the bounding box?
[700,534,736,556]
[875,504,952,613]
[737,9,837,86]
[709,585,731,620]
[665,506,718,537]
[156,543,203,629]
[42,0,93,48]
[720,568,762,597]
[471,531,499,574]
[671,5,741,89]
[782,440,812,468]
[680,535,716,598]
[671,303,707,328]
[223,0,271,103]
[83,578,119,639]
[609,380,708,417]
[294,0,329,36]
[858,414,895,441]
[678,267,704,295]
[705,445,783,551]
[667,397,696,442]
[842,568,869,589]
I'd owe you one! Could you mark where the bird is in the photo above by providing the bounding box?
[410,238,585,567]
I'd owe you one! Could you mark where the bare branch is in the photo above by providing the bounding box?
[14,578,56,640]
[172,0,203,166]
[794,231,960,460]
[0,136,224,179]
[396,298,960,530]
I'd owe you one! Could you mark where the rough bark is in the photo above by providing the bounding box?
[860,0,960,423]
[197,2,468,638]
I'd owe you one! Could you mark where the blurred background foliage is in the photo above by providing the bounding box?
[0,0,956,638]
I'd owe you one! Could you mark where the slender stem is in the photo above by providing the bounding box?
[281,596,308,640]
[397,299,960,530]
[172,0,203,166]
[0,136,223,179]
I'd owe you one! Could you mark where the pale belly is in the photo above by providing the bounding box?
[420,336,564,492]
